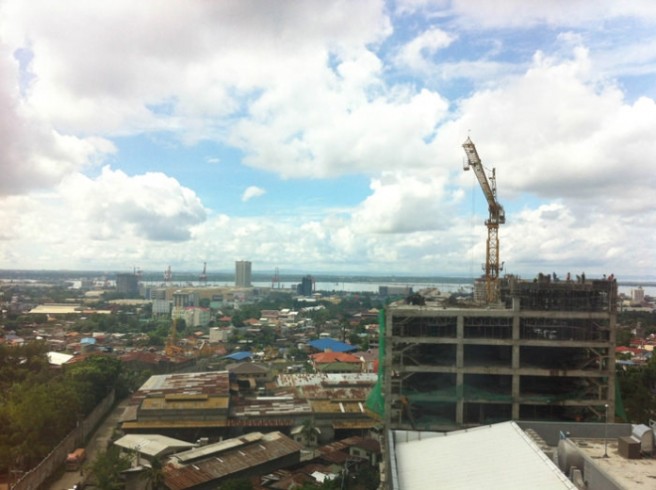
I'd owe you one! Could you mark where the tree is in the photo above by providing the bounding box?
[88,447,131,490]
[299,418,319,447]
[141,456,165,490]
[65,356,122,408]
[617,355,656,423]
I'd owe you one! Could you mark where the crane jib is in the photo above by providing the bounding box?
[461,137,505,303]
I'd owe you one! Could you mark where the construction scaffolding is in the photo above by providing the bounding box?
[384,277,618,431]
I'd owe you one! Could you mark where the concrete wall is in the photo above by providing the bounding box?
[12,390,116,490]
[517,421,631,446]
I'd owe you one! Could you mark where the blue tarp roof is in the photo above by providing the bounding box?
[80,337,97,344]
[308,338,356,353]
[224,351,253,361]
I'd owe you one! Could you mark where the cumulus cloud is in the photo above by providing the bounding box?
[232,87,449,178]
[0,0,391,137]
[500,202,654,275]
[436,47,656,209]
[61,167,207,242]
[395,27,456,72]
[0,45,115,197]
[351,172,452,233]
[396,0,656,28]
[241,186,266,202]
[0,0,654,278]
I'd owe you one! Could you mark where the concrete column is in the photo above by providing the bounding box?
[456,315,464,425]
[607,307,617,418]
[512,312,521,419]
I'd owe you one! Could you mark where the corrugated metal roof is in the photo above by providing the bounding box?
[310,400,369,414]
[393,421,576,490]
[141,396,228,411]
[307,338,357,353]
[138,371,230,396]
[174,433,263,463]
[164,431,302,490]
[121,419,228,430]
[114,434,195,458]
[230,397,311,417]
[332,420,379,429]
[276,373,377,387]
[224,351,253,361]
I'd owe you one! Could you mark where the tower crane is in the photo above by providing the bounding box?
[165,319,182,357]
[462,137,505,303]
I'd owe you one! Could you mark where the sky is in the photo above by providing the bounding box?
[0,0,655,281]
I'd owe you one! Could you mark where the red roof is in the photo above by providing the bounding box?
[616,346,644,355]
[310,352,361,364]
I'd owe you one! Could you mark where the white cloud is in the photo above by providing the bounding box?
[396,0,656,28]
[232,87,449,178]
[0,0,654,279]
[241,186,266,202]
[0,44,115,196]
[60,167,207,242]
[0,0,391,137]
[352,172,452,233]
[395,27,456,73]
[436,47,656,209]
[500,202,655,276]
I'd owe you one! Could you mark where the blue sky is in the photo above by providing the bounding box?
[0,0,655,280]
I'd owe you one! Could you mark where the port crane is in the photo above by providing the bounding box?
[462,137,505,303]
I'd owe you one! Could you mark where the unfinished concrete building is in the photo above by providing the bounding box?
[383,276,617,431]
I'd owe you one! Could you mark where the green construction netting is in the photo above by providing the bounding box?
[365,309,385,417]
[615,377,628,422]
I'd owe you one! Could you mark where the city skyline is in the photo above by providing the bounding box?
[1,1,655,279]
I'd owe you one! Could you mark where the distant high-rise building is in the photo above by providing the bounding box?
[297,275,314,296]
[172,291,199,308]
[235,260,252,288]
[116,273,139,296]
[632,287,645,304]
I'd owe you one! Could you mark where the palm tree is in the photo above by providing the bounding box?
[300,418,319,447]
[141,456,165,490]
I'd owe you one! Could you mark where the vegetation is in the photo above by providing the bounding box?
[617,355,656,423]
[140,456,165,490]
[218,478,254,490]
[87,446,131,490]
[0,343,123,473]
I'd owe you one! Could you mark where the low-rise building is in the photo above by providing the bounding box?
[121,372,231,439]
[164,431,302,490]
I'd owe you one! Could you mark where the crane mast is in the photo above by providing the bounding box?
[462,137,506,303]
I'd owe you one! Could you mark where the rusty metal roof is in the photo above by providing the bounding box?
[164,431,302,490]
[138,371,230,396]
[332,420,379,429]
[276,373,377,387]
[141,396,228,411]
[230,397,312,417]
[121,419,228,430]
[226,418,294,427]
[310,400,369,414]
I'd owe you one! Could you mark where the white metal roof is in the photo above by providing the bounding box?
[47,351,74,366]
[114,434,195,458]
[393,421,576,490]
